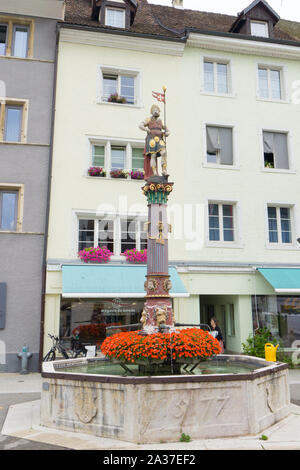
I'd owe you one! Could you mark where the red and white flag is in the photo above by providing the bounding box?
[152,91,165,103]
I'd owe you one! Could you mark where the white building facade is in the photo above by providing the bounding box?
[44,0,300,360]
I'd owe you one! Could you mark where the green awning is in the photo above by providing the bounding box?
[257,268,300,293]
[62,265,189,298]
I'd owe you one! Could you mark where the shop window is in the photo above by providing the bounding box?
[252,295,300,348]
[206,126,233,165]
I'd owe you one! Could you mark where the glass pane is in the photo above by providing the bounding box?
[268,207,278,243]
[103,75,117,100]
[121,219,136,252]
[223,229,234,242]
[132,148,144,170]
[280,207,290,220]
[92,145,105,167]
[98,219,114,253]
[120,76,134,104]
[268,206,277,219]
[204,61,214,92]
[106,8,125,28]
[217,63,228,94]
[0,25,7,55]
[13,26,28,58]
[208,204,219,241]
[5,107,22,142]
[78,219,94,250]
[280,208,291,243]
[222,205,233,217]
[208,204,219,216]
[1,192,17,230]
[258,68,269,98]
[111,146,125,170]
[207,152,217,164]
[270,70,281,100]
[209,229,220,241]
[269,231,278,243]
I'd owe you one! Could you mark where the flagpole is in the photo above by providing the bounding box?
[162,85,167,149]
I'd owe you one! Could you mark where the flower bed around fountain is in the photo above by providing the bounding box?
[101,328,221,374]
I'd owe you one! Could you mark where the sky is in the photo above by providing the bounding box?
[148,0,300,22]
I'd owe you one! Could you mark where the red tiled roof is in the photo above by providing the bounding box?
[63,0,300,43]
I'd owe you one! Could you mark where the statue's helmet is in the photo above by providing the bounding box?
[151,104,160,115]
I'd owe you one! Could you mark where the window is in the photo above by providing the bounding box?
[208,203,235,242]
[204,60,229,94]
[0,189,18,231]
[263,132,289,169]
[88,139,144,177]
[12,25,29,58]
[102,73,135,104]
[0,100,28,143]
[251,21,269,37]
[105,8,125,28]
[92,145,105,167]
[78,215,147,256]
[268,206,292,244]
[111,146,126,170]
[132,148,144,171]
[0,17,33,58]
[258,67,282,100]
[206,126,233,165]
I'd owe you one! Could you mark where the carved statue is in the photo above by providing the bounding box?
[155,306,168,328]
[140,309,148,329]
[139,104,170,179]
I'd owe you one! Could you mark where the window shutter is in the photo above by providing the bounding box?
[0,283,6,329]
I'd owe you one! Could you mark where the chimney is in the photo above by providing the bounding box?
[172,0,183,8]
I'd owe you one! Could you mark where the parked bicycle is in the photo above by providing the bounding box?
[43,333,87,361]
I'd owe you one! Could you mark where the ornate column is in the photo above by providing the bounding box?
[140,177,175,334]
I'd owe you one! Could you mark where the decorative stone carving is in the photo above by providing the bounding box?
[74,387,97,423]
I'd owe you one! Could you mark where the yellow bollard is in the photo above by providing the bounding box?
[265,343,279,362]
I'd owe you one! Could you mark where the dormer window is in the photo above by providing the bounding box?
[105,7,126,28]
[250,20,269,37]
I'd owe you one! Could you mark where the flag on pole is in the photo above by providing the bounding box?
[152,91,165,102]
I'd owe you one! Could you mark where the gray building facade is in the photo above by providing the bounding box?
[0,0,65,372]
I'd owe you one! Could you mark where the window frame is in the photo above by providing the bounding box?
[266,204,294,247]
[257,63,286,102]
[87,137,144,178]
[250,20,269,38]
[0,16,34,58]
[98,65,142,108]
[201,56,234,98]
[105,7,126,29]
[207,201,237,245]
[76,213,148,258]
[204,124,236,168]
[0,98,28,143]
[0,184,24,232]
[260,128,293,173]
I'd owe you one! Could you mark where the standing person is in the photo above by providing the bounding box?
[210,317,225,353]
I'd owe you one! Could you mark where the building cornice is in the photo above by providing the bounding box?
[187,32,300,60]
[59,27,185,56]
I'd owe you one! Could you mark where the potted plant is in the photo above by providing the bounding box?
[265,162,274,169]
[110,169,129,179]
[88,167,106,177]
[131,170,145,180]
[122,248,147,263]
[78,246,113,263]
[108,93,126,104]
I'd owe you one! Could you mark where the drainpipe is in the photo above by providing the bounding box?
[38,23,60,371]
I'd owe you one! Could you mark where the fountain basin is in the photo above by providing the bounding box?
[41,355,290,444]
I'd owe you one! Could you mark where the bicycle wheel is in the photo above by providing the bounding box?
[43,350,56,361]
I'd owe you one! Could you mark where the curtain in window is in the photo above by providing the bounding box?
[263,132,288,169]
[206,126,233,165]
[13,27,28,58]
